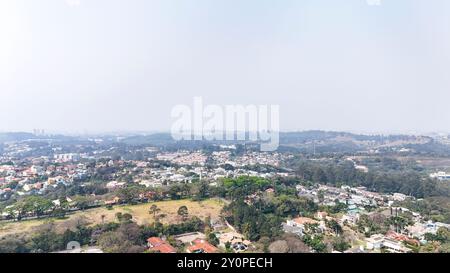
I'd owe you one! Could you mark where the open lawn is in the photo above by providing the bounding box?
[0,199,225,238]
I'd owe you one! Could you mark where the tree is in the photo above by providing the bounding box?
[224,241,232,253]
[51,207,67,219]
[317,190,325,204]
[98,224,146,253]
[30,229,63,253]
[7,200,30,221]
[121,213,133,223]
[208,232,219,246]
[332,237,351,252]
[73,196,91,211]
[194,180,209,201]
[117,222,142,244]
[204,215,212,229]
[387,216,410,233]
[115,212,123,222]
[283,233,311,253]
[302,234,328,253]
[98,231,130,253]
[177,206,189,221]
[58,197,70,212]
[0,236,30,253]
[258,237,271,253]
[168,185,184,200]
[424,227,450,244]
[268,240,289,253]
[149,204,161,220]
[326,219,343,236]
[25,196,53,218]
[117,186,141,204]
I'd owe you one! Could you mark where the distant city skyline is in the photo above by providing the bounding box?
[1,0,449,134]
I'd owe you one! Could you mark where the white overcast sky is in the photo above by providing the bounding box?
[0,0,449,134]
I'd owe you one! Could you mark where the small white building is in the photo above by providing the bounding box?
[365,234,384,250]
[392,193,408,202]
[106,181,126,190]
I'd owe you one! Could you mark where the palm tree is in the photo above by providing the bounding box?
[149,204,161,220]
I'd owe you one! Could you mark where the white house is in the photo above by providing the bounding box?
[365,234,412,253]
[392,193,408,202]
[365,234,384,250]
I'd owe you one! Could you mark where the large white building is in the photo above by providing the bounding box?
[430,171,450,181]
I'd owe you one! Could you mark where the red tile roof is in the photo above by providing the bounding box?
[147,237,164,246]
[293,217,319,225]
[147,237,176,253]
[386,231,420,246]
[187,239,218,253]
[152,243,176,253]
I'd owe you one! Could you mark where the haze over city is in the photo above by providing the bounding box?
[1,0,450,134]
[3,0,450,262]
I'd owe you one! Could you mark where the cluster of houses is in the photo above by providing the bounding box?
[0,161,88,197]
[296,184,386,225]
[211,150,291,167]
[156,152,208,166]
[297,184,409,210]
[233,152,289,167]
[365,233,414,253]
[218,232,252,252]
[1,147,292,200]
[406,220,450,240]
[146,228,252,253]
[282,209,449,253]
[285,184,450,253]
[2,140,449,254]
[145,216,252,254]
[130,151,290,187]
[283,214,326,237]
[132,164,288,189]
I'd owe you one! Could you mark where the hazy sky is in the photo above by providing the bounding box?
[1,0,449,134]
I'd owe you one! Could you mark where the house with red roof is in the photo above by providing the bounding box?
[186,239,218,253]
[147,237,176,253]
[386,231,420,246]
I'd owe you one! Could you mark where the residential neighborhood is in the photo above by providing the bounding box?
[0,120,450,256]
